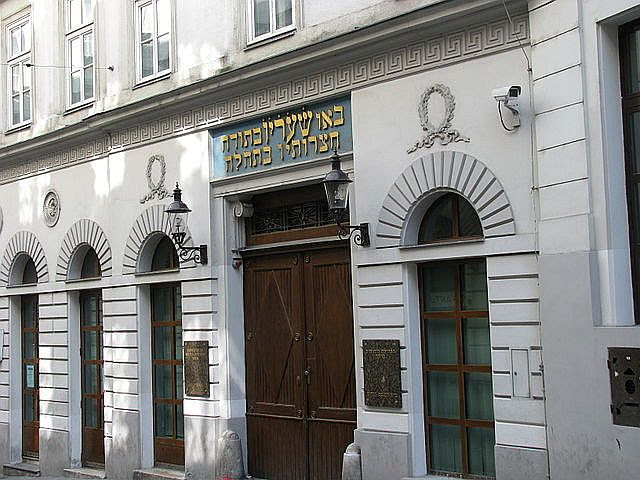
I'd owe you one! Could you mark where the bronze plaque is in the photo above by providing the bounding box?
[363,339,402,408]
[184,341,210,397]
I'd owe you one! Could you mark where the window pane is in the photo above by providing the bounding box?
[153,326,172,360]
[463,317,491,365]
[22,63,31,89]
[23,91,30,121]
[175,327,183,361]
[275,0,292,29]
[422,263,456,312]
[465,372,494,421]
[84,398,99,427]
[71,37,82,69]
[468,427,496,477]
[12,96,20,125]
[22,22,30,52]
[153,287,171,323]
[156,0,170,35]
[461,261,487,311]
[428,371,459,418]
[458,198,482,237]
[11,27,20,56]
[253,0,270,37]
[11,65,20,94]
[626,29,640,95]
[140,3,153,42]
[174,286,182,319]
[425,318,457,364]
[157,34,169,72]
[84,66,93,99]
[420,195,454,242]
[24,394,35,421]
[141,41,154,77]
[176,404,184,439]
[70,0,81,29]
[82,0,93,23]
[84,331,98,360]
[628,112,640,175]
[84,364,98,394]
[71,71,82,104]
[23,332,36,359]
[83,33,93,66]
[429,424,462,474]
[154,365,173,398]
[154,402,173,437]
[82,295,98,326]
[175,365,183,399]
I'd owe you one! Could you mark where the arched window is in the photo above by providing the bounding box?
[23,257,37,284]
[80,248,102,279]
[418,193,482,244]
[151,235,179,271]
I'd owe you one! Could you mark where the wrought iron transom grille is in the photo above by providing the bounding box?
[251,200,349,235]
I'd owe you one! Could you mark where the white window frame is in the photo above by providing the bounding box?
[247,0,296,45]
[65,0,95,108]
[6,16,32,129]
[134,0,172,84]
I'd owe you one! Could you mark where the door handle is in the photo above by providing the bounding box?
[304,368,311,385]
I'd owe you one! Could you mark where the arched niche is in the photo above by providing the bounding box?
[376,151,516,247]
[138,233,179,273]
[67,244,102,280]
[123,204,192,275]
[57,219,112,281]
[0,231,49,286]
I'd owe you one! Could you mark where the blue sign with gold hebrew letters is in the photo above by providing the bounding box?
[212,96,352,178]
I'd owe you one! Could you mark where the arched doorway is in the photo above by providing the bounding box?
[416,193,494,478]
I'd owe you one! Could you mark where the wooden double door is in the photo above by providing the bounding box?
[244,247,356,480]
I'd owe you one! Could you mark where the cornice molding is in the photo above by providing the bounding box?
[0,11,528,185]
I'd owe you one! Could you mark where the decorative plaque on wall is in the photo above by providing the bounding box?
[362,339,402,408]
[184,340,210,397]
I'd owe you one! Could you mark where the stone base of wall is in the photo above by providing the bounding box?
[495,445,549,480]
[107,410,141,480]
[39,429,69,475]
[355,429,411,480]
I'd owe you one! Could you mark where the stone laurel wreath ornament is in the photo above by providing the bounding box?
[407,83,470,153]
[43,190,61,227]
[140,154,169,204]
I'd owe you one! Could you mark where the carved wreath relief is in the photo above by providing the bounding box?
[140,154,169,204]
[43,190,61,227]
[407,83,470,154]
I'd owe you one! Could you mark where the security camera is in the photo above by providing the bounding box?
[492,85,521,111]
[493,85,521,130]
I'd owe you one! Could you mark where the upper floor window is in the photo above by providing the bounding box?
[6,17,31,127]
[66,0,94,106]
[418,193,483,244]
[135,0,171,82]
[249,0,294,43]
[620,20,640,324]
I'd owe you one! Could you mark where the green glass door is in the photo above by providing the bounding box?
[151,284,184,466]
[419,259,495,478]
[81,290,104,465]
[22,294,39,458]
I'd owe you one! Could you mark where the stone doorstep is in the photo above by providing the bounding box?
[3,460,41,477]
[63,467,106,479]
[132,467,185,480]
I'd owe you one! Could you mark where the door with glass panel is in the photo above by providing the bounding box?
[22,294,39,458]
[151,284,184,466]
[80,290,104,465]
[419,259,495,478]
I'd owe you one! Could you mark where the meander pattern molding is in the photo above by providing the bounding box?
[0,14,529,184]
[376,151,516,248]
[56,219,113,281]
[0,231,50,285]
[122,203,194,274]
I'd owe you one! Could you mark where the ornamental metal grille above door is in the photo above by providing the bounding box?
[246,184,349,246]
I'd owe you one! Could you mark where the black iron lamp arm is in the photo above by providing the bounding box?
[335,218,370,247]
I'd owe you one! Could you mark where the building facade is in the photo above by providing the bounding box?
[0,1,639,479]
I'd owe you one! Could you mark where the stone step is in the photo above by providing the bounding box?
[64,466,106,479]
[3,461,40,477]
[133,467,185,480]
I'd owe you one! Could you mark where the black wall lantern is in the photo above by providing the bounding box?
[322,150,370,247]
[165,183,208,265]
